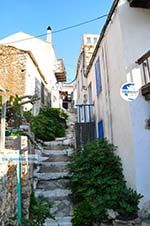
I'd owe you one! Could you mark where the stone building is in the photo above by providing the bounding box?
[0,44,48,114]
[0,27,66,112]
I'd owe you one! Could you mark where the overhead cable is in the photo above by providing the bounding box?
[2,14,108,45]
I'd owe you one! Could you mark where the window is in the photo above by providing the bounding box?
[41,82,44,104]
[77,81,80,97]
[95,57,102,96]
[80,69,83,88]
[142,59,150,84]
[93,38,97,44]
[87,37,91,44]
[88,82,92,103]
[137,50,150,85]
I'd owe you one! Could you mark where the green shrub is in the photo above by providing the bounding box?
[8,193,54,226]
[31,107,68,141]
[22,192,55,226]
[23,110,33,123]
[68,139,143,226]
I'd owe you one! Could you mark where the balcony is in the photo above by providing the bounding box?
[137,50,150,100]
[129,0,150,8]
[55,59,66,82]
[141,82,150,101]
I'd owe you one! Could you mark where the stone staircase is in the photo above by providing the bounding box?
[33,113,76,226]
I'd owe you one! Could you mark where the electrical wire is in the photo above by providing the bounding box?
[2,14,108,45]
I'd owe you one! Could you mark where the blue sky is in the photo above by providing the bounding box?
[0,0,113,82]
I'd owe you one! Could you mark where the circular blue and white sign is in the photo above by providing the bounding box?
[120,82,139,101]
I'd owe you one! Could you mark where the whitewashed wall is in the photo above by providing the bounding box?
[87,0,150,206]
[118,0,150,206]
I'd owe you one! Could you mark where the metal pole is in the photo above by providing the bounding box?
[17,149,22,226]
[78,106,81,123]
[0,95,7,153]
[84,105,86,123]
[89,105,91,123]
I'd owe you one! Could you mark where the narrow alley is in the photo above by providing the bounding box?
[0,0,150,225]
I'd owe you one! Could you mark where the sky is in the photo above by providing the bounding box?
[0,0,113,82]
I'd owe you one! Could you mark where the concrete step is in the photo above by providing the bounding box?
[44,216,72,226]
[38,162,68,173]
[35,189,71,198]
[34,172,69,180]
[37,179,69,190]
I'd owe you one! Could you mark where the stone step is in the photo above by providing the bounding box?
[40,149,73,156]
[40,154,70,162]
[35,189,71,199]
[34,172,69,180]
[43,141,68,151]
[44,216,72,226]
[39,162,68,173]
[37,179,69,190]
[43,139,74,149]
[51,199,73,217]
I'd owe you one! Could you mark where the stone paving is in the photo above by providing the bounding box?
[33,112,76,226]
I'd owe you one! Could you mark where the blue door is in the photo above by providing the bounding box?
[98,120,104,139]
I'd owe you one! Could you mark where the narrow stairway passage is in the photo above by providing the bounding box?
[33,113,76,226]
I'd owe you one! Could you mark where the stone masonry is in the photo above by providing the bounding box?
[0,136,33,225]
[0,44,27,96]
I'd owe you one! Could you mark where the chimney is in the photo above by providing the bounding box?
[47,26,52,43]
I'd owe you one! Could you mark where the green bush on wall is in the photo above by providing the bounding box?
[31,107,68,141]
[22,192,54,226]
[68,139,143,226]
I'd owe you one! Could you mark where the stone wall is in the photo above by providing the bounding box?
[0,45,27,96]
[0,161,17,225]
[0,136,33,225]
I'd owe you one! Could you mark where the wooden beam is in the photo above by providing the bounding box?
[136,50,150,64]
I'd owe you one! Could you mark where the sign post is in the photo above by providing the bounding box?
[17,149,22,226]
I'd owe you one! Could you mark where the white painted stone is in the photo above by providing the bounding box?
[55,137,66,141]
[63,139,73,146]
[34,172,69,180]
[38,156,49,162]
[44,216,72,226]
[106,209,119,220]
[40,161,68,166]
[35,189,71,198]
[41,149,73,156]
[44,141,63,146]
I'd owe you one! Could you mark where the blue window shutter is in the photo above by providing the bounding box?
[95,57,102,96]
[98,120,104,139]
